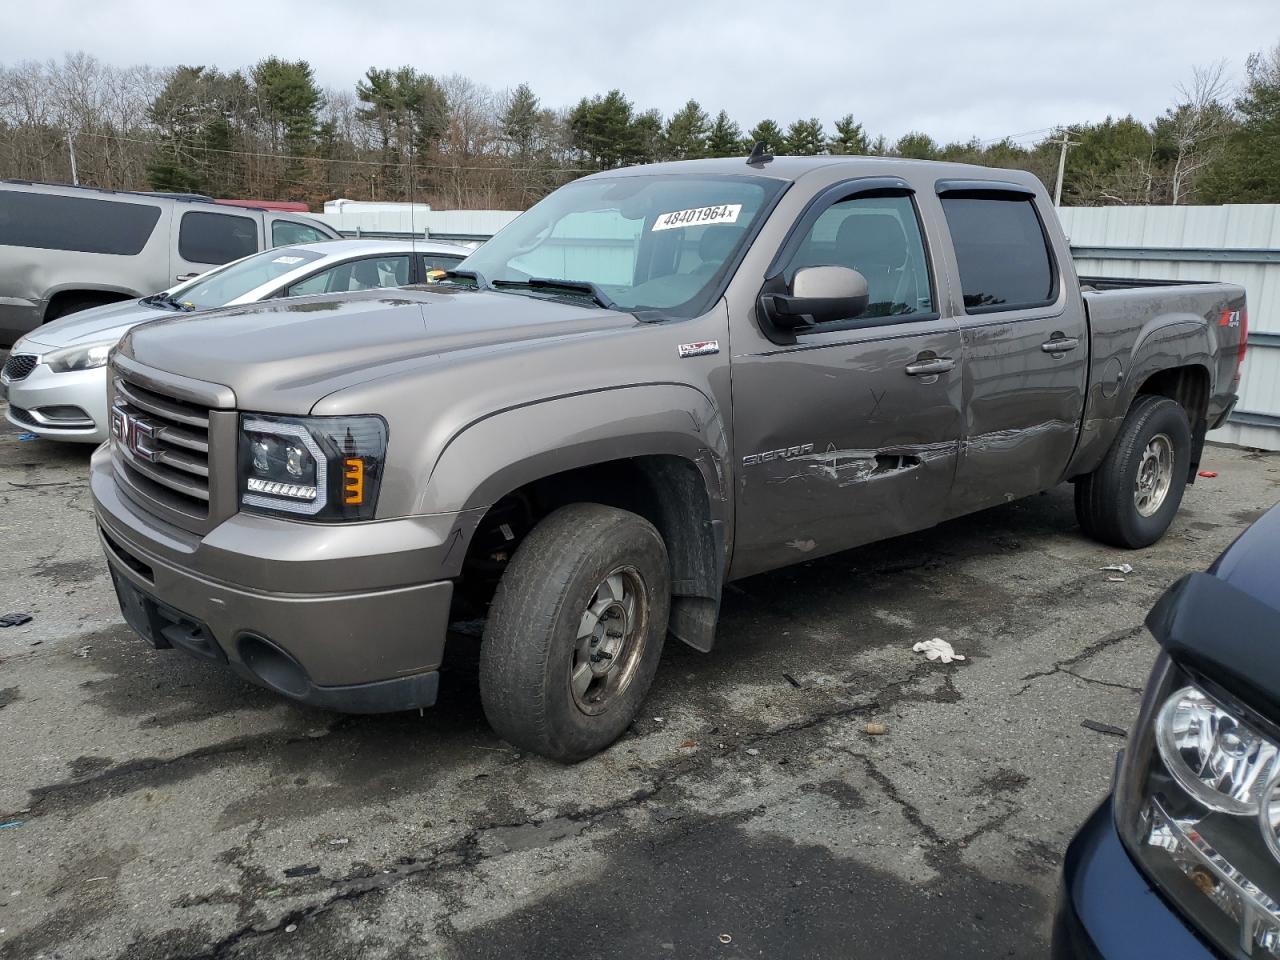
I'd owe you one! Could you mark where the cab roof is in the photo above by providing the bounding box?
[586,154,1044,191]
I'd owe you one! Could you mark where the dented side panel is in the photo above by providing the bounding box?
[944,308,1090,519]
[727,319,965,579]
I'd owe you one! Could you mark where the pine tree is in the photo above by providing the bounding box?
[706,110,743,157]
[831,114,870,154]
[784,117,826,155]
[746,119,785,154]
[663,99,711,160]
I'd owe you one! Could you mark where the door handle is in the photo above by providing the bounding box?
[904,357,956,376]
[175,273,200,282]
[1041,336,1079,354]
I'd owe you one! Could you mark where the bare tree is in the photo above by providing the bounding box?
[1166,61,1233,204]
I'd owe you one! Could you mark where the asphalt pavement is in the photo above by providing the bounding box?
[1,406,1277,960]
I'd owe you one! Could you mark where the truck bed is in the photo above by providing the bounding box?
[1067,275,1247,478]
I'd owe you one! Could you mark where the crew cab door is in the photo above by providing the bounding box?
[933,183,1088,517]
[170,209,261,284]
[729,181,964,579]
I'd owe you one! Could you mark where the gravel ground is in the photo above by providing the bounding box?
[0,400,1276,959]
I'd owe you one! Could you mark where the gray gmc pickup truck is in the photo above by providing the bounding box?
[91,155,1247,761]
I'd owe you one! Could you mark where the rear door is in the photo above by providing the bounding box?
[170,209,261,284]
[935,183,1088,517]
[729,180,964,579]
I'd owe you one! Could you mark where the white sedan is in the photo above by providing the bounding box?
[1,238,470,443]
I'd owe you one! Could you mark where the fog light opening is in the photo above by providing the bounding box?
[239,634,310,699]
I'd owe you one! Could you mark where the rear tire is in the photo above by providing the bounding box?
[479,503,670,762]
[1074,395,1192,549]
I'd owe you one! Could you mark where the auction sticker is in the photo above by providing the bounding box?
[652,203,742,231]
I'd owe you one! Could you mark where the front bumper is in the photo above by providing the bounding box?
[91,445,474,713]
[2,352,108,442]
[1053,797,1217,959]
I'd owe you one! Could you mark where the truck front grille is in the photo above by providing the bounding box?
[112,375,213,519]
[2,353,39,382]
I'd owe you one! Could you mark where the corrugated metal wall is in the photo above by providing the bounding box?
[1059,204,1280,450]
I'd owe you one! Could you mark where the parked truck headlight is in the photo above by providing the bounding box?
[46,342,112,372]
[1116,658,1280,957]
[1156,686,1280,815]
[238,414,387,522]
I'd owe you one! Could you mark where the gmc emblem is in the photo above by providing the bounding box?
[110,405,162,462]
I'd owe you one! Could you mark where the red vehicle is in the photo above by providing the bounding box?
[215,199,311,213]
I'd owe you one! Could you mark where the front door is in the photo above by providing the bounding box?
[935,189,1089,517]
[729,188,964,580]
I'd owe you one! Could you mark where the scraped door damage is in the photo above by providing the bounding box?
[945,309,1089,518]
[729,317,965,579]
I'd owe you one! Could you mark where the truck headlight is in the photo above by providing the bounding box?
[1156,686,1280,815]
[1116,658,1280,957]
[46,343,112,372]
[238,415,387,522]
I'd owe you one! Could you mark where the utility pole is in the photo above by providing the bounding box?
[1049,128,1079,207]
[66,131,79,186]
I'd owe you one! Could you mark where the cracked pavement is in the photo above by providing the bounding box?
[1,400,1277,959]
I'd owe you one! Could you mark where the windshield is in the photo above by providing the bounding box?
[170,247,325,309]
[459,174,785,316]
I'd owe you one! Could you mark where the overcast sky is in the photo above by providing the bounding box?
[5,0,1279,144]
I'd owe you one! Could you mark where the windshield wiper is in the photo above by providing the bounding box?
[491,277,617,311]
[142,292,195,312]
[440,269,490,291]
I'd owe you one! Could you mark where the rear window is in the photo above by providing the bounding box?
[271,220,331,247]
[0,190,161,255]
[180,211,258,265]
[939,195,1056,312]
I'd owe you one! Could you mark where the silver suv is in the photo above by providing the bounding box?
[0,180,339,345]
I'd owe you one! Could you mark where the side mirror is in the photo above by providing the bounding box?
[763,266,870,329]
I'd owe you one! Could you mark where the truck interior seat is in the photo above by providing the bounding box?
[835,214,908,312]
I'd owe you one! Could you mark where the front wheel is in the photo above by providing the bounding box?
[1074,395,1192,549]
[479,503,670,762]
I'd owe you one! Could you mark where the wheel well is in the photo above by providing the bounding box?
[1135,364,1210,479]
[45,289,132,322]
[454,455,723,650]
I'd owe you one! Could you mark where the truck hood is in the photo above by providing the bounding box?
[21,298,170,350]
[119,287,636,414]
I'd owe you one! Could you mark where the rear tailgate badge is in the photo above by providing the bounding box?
[678,340,719,358]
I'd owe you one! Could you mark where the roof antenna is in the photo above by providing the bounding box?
[746,141,774,167]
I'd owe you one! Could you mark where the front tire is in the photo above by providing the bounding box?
[479,503,670,762]
[1074,395,1192,549]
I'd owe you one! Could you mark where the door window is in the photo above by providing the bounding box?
[939,195,1056,312]
[419,253,464,274]
[286,256,411,296]
[179,211,258,265]
[784,194,933,320]
[271,219,332,247]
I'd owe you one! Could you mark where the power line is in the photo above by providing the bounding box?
[72,129,596,174]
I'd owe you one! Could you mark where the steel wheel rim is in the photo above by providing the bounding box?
[570,565,647,716]
[1134,432,1175,517]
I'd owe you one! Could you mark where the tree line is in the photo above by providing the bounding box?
[1,43,1277,211]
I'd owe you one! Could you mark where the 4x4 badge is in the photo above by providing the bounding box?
[678,340,719,358]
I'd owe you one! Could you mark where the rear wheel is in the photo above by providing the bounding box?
[1074,395,1192,548]
[479,503,670,762]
